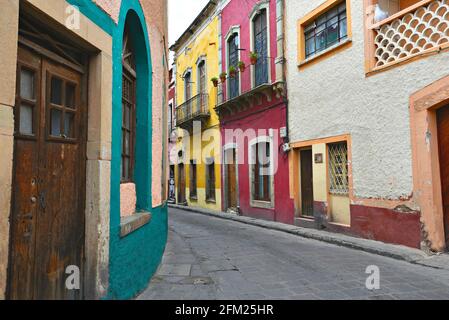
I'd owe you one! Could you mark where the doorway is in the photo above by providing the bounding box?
[225,147,238,212]
[437,105,449,247]
[178,163,186,204]
[8,46,86,300]
[300,148,314,217]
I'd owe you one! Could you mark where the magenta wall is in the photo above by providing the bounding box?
[220,0,278,95]
[220,0,294,224]
[220,104,294,224]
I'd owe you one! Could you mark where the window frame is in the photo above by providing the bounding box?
[303,2,348,59]
[248,134,275,209]
[249,2,271,88]
[121,26,137,183]
[224,26,241,99]
[297,0,352,67]
[252,8,269,87]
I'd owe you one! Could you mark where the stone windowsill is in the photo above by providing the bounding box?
[120,212,152,238]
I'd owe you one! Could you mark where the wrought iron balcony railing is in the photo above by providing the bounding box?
[176,93,210,129]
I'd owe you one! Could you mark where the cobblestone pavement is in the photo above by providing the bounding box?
[137,208,449,300]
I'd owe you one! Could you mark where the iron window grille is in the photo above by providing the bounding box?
[304,1,348,59]
[328,142,349,195]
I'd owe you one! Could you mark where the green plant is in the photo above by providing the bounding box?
[219,72,227,82]
[250,51,258,64]
[229,66,237,78]
[211,77,219,87]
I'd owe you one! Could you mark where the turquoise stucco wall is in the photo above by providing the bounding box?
[67,0,168,300]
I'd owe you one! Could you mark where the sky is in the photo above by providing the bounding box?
[168,0,209,64]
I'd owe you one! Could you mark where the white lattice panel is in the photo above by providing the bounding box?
[374,0,449,68]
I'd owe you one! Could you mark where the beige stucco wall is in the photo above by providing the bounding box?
[0,0,19,300]
[285,0,449,202]
[140,0,169,207]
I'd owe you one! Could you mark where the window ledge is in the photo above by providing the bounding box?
[298,38,352,69]
[206,198,216,204]
[190,196,198,201]
[120,212,152,238]
[250,200,274,209]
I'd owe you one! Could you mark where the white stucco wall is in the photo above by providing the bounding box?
[285,0,449,200]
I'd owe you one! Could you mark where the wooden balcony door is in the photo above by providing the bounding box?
[437,105,449,248]
[226,148,238,211]
[8,46,86,300]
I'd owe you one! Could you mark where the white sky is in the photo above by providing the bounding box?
[168,0,209,64]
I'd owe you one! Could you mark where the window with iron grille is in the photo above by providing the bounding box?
[253,8,268,86]
[304,1,348,59]
[328,142,349,195]
[253,142,271,202]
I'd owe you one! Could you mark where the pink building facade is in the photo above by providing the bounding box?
[217,0,294,223]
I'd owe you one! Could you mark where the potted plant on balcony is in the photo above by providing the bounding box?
[250,51,258,65]
[219,72,227,83]
[238,61,246,73]
[229,66,237,78]
[211,77,219,87]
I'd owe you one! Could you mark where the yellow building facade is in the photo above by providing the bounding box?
[171,3,222,211]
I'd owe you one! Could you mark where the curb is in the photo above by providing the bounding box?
[168,204,441,266]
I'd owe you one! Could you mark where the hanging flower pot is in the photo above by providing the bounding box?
[238,61,246,73]
[250,51,258,65]
[211,77,219,87]
[219,72,227,83]
[229,66,237,78]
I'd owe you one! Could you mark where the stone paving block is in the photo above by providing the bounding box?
[158,264,192,276]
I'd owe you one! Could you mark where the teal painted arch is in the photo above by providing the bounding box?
[108,0,168,300]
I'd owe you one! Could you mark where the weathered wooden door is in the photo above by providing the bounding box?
[437,105,449,248]
[178,164,186,204]
[8,46,86,300]
[227,149,238,210]
[300,149,314,217]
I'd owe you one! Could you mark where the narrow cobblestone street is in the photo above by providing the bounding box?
[138,208,449,300]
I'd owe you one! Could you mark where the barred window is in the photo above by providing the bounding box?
[254,142,271,202]
[206,160,216,201]
[328,142,349,195]
[304,1,348,59]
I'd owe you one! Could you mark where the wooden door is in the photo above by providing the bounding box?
[227,149,237,210]
[437,105,449,247]
[178,164,186,204]
[300,149,314,217]
[8,46,86,300]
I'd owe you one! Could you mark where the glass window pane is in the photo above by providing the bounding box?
[327,23,339,44]
[20,69,35,100]
[19,104,33,135]
[64,112,75,138]
[338,2,346,13]
[65,83,76,109]
[124,131,130,154]
[306,38,315,57]
[327,7,338,19]
[340,18,348,38]
[317,15,327,27]
[50,108,62,136]
[123,157,129,180]
[316,30,327,52]
[51,77,63,105]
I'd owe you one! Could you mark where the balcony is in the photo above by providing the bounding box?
[215,58,285,118]
[367,0,449,72]
[176,93,210,130]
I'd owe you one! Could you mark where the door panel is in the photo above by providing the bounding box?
[178,164,186,204]
[227,149,237,210]
[437,105,449,247]
[9,46,86,300]
[300,149,314,217]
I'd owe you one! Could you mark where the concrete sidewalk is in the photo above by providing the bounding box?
[169,204,449,271]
